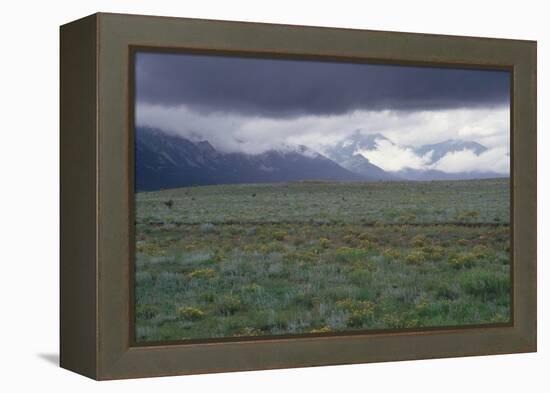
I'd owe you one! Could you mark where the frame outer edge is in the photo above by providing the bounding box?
[93,13,537,380]
[59,13,99,380]
[521,41,537,350]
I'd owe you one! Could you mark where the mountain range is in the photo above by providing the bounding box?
[136,128,363,191]
[135,127,506,191]
[322,131,503,182]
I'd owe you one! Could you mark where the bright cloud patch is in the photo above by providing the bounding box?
[356,140,432,172]
[432,147,509,174]
[357,140,508,174]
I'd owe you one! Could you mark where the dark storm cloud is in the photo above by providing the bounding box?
[136,52,510,117]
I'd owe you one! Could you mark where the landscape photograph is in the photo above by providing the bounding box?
[133,52,511,343]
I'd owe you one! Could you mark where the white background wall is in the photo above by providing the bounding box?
[0,0,546,390]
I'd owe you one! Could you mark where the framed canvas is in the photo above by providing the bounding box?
[60,12,537,380]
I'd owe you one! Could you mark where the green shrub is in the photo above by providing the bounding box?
[272,231,287,241]
[334,247,368,263]
[382,314,402,329]
[309,326,332,334]
[458,211,480,220]
[449,253,477,269]
[319,237,331,249]
[187,268,217,279]
[358,239,371,249]
[238,327,263,336]
[490,313,510,323]
[135,271,153,285]
[398,213,416,223]
[335,298,356,311]
[421,245,444,260]
[200,291,216,303]
[136,304,158,320]
[349,269,371,286]
[382,248,401,260]
[217,294,243,316]
[177,306,205,320]
[136,242,166,256]
[382,313,420,329]
[459,270,510,299]
[405,250,427,265]
[471,244,489,258]
[411,234,430,247]
[435,284,459,300]
[346,306,375,328]
[336,299,375,326]
[199,223,217,233]
[343,234,356,245]
[404,319,420,328]
[242,283,262,293]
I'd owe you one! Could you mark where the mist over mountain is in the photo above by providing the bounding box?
[322,132,398,181]
[136,128,365,191]
[413,139,488,164]
[324,131,507,181]
[136,127,507,191]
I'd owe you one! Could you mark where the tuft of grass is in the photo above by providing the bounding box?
[346,308,375,328]
[237,327,263,336]
[335,299,376,328]
[199,223,217,233]
[309,326,332,334]
[216,294,244,316]
[334,247,368,263]
[343,234,356,245]
[459,269,510,300]
[319,237,331,249]
[411,234,430,247]
[272,231,287,241]
[177,306,206,321]
[458,211,480,220]
[434,283,459,300]
[187,268,217,279]
[398,213,416,223]
[382,248,401,260]
[449,253,477,269]
[405,250,427,265]
[136,304,158,320]
[421,245,444,260]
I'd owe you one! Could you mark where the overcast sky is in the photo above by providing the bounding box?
[135,51,510,174]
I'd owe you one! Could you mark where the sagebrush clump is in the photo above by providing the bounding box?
[177,306,205,320]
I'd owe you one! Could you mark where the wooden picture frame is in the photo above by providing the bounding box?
[60,12,536,380]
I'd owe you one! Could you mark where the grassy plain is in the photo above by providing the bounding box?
[134,179,510,342]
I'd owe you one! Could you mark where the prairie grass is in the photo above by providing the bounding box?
[134,179,510,342]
